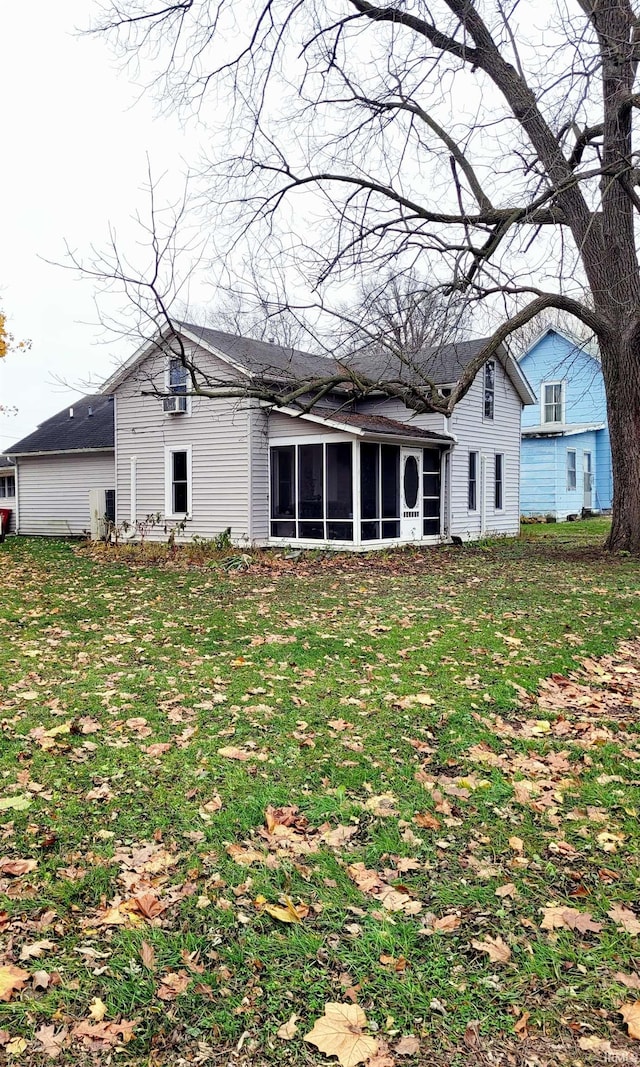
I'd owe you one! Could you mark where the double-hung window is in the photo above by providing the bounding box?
[484,361,495,419]
[567,449,577,491]
[165,446,192,516]
[468,451,478,511]
[542,382,564,424]
[0,474,15,498]
[164,357,189,414]
[495,453,504,510]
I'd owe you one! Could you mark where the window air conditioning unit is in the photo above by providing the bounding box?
[163,395,188,414]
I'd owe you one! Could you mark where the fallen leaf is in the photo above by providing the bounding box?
[157,971,190,1001]
[608,904,640,935]
[19,939,55,961]
[89,997,107,1022]
[0,965,30,1002]
[140,942,156,972]
[304,1003,378,1067]
[615,972,640,991]
[620,1002,640,1040]
[540,905,603,933]
[413,813,440,830]
[495,883,517,899]
[0,796,31,812]
[364,794,398,817]
[6,1037,28,1056]
[263,897,309,924]
[32,969,50,990]
[0,858,37,876]
[35,1024,67,1059]
[394,1035,420,1056]
[277,1014,299,1040]
[471,935,512,963]
[508,836,524,852]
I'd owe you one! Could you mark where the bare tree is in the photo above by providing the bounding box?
[92,0,640,550]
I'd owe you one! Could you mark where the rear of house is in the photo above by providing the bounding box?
[519,329,612,520]
[6,396,115,536]
[104,324,534,548]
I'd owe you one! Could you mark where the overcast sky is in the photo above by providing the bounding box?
[0,1,207,448]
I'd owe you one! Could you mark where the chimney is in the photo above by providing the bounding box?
[69,407,74,418]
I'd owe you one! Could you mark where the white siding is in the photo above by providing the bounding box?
[448,362,522,538]
[249,406,270,542]
[268,411,329,438]
[114,343,252,542]
[16,453,115,536]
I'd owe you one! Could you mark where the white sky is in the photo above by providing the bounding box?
[0,0,205,447]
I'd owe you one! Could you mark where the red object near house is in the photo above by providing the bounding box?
[0,508,11,535]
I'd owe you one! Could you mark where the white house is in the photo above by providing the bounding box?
[6,323,535,547]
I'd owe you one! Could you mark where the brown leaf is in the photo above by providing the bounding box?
[226,843,265,866]
[157,971,190,1001]
[304,1003,378,1067]
[35,1024,67,1059]
[131,892,168,920]
[540,905,603,933]
[614,972,640,991]
[608,904,640,935]
[0,858,37,877]
[218,745,267,762]
[471,936,512,963]
[32,969,50,990]
[394,1035,420,1056]
[140,941,156,972]
[19,939,55,961]
[366,1040,396,1067]
[495,883,517,899]
[430,914,461,934]
[0,965,29,1002]
[276,1014,299,1040]
[413,813,440,830]
[620,1001,640,1040]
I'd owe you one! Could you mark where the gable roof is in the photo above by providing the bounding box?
[518,326,601,365]
[101,321,336,393]
[180,322,336,380]
[7,395,115,456]
[341,338,535,405]
[102,322,535,405]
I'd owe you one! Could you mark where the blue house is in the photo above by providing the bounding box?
[519,328,612,519]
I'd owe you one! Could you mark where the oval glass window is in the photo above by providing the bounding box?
[403,455,419,509]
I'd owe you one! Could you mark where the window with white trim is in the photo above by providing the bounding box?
[483,361,495,419]
[0,474,15,498]
[468,451,478,511]
[542,381,564,424]
[164,357,189,414]
[494,453,504,510]
[567,449,577,491]
[165,447,191,516]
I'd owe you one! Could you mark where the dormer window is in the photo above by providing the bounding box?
[542,381,564,424]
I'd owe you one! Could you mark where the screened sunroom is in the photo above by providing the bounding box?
[268,411,453,549]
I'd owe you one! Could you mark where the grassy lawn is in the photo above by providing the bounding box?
[0,519,639,1064]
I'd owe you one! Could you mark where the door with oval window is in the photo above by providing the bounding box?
[400,449,422,540]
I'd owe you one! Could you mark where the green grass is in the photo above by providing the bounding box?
[0,520,639,1062]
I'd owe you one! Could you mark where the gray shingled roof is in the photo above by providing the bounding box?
[339,338,496,386]
[7,395,115,455]
[313,409,453,442]
[0,455,15,469]
[181,322,335,381]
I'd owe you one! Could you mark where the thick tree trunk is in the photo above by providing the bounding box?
[600,334,640,551]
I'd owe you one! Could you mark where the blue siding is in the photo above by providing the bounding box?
[520,438,557,516]
[519,331,606,426]
[519,330,612,517]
